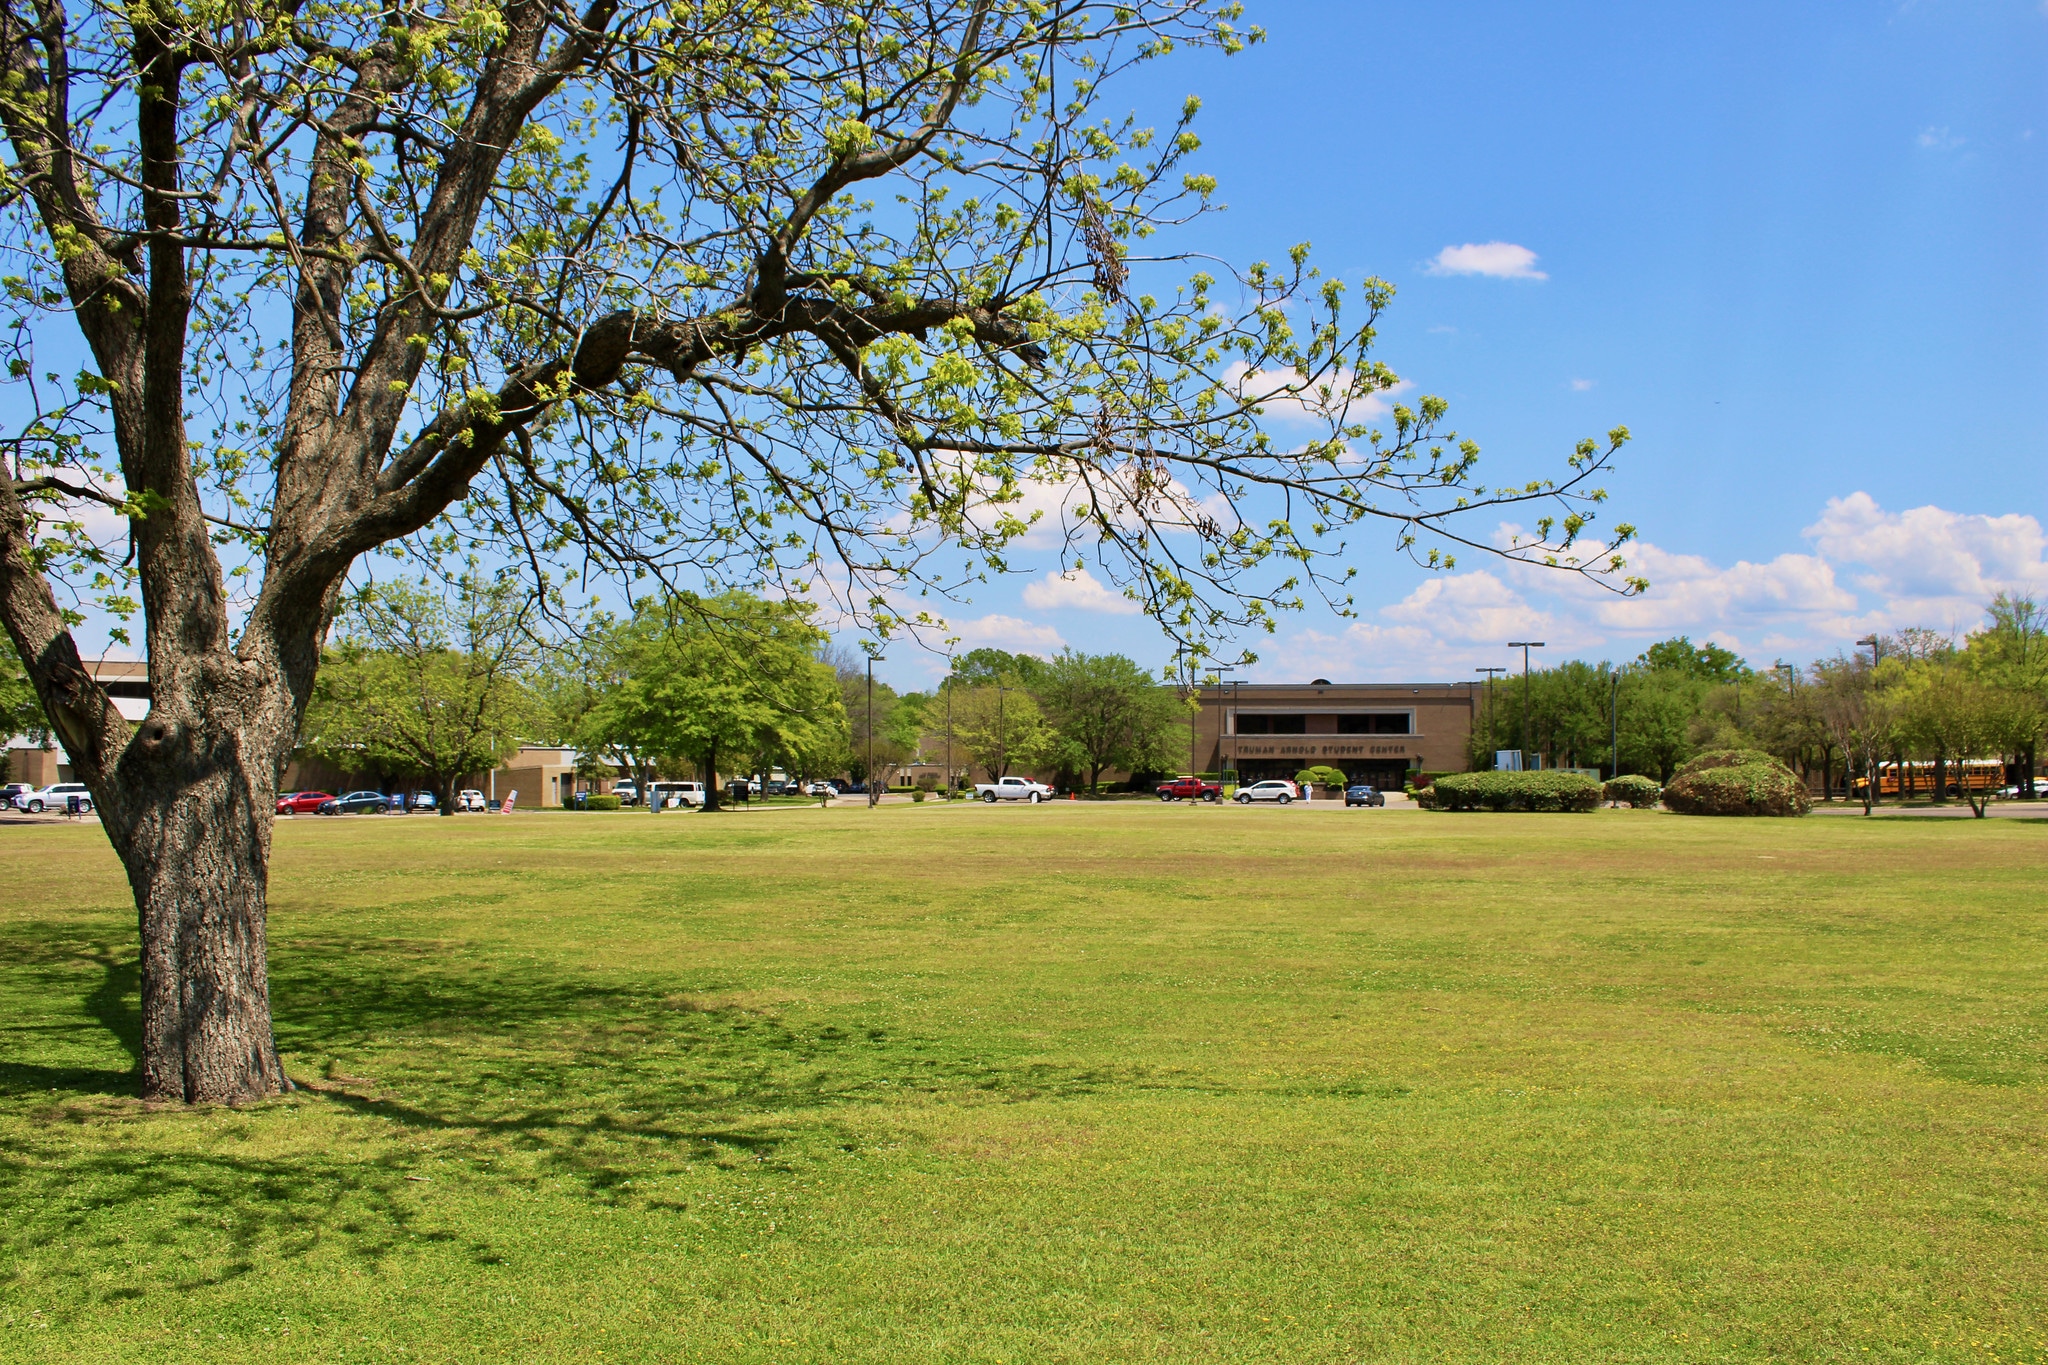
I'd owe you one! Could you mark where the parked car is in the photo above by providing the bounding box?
[1234,779,1299,805]
[974,775,1054,803]
[1344,784,1385,808]
[804,780,839,797]
[1155,776,1222,803]
[610,781,639,806]
[15,781,92,813]
[276,790,335,815]
[2,781,35,808]
[403,791,437,812]
[456,789,488,812]
[319,790,400,815]
[646,780,705,809]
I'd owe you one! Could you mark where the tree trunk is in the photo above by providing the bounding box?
[1931,754,1947,804]
[110,669,296,1104]
[700,740,721,811]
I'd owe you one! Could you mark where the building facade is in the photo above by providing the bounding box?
[1193,680,1479,789]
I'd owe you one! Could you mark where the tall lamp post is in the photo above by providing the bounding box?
[866,653,884,809]
[996,683,1010,779]
[1775,661,1796,695]
[1856,634,1882,669]
[1475,666,1506,766]
[1507,641,1545,769]
[1211,669,1236,786]
[1609,670,1621,779]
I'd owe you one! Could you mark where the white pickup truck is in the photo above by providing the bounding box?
[973,775,1054,804]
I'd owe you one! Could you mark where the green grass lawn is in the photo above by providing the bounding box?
[1,805,2044,1363]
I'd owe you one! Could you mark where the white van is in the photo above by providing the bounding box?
[646,781,705,810]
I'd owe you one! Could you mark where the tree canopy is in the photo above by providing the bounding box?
[0,0,1640,1103]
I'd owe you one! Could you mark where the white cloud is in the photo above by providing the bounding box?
[1570,378,1596,392]
[1916,125,1965,151]
[1805,493,2047,597]
[948,613,1065,656]
[1426,242,1547,281]
[1021,567,1141,614]
[1247,493,2046,681]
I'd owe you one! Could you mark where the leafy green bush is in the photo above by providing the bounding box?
[1424,771,1602,813]
[1294,765,1348,792]
[1603,774,1662,808]
[911,789,927,802]
[582,794,622,811]
[1662,751,1810,817]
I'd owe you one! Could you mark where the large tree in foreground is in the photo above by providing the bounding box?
[0,0,1636,1101]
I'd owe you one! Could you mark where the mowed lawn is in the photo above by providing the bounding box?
[1,805,2044,1363]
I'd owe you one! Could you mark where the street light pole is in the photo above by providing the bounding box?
[1775,661,1796,695]
[1609,669,1621,779]
[1475,666,1506,765]
[1856,634,1881,669]
[996,683,1010,778]
[1507,642,1544,769]
[866,654,884,808]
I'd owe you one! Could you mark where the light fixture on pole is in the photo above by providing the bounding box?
[1475,666,1506,765]
[1212,668,1236,787]
[1507,641,1544,769]
[996,683,1010,779]
[1856,634,1881,669]
[866,654,884,808]
[1775,661,1796,695]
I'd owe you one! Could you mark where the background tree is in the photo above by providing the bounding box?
[950,684,1052,781]
[591,594,841,811]
[0,0,1637,1101]
[0,643,47,781]
[300,574,537,812]
[1966,593,2047,797]
[1035,650,1183,792]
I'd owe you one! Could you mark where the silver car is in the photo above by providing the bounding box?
[1233,780,1299,805]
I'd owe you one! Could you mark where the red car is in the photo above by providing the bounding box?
[276,791,334,814]
[1154,776,1222,803]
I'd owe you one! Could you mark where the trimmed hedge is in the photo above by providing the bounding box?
[1421,770,1602,813]
[581,793,623,811]
[1603,774,1663,808]
[1662,750,1810,817]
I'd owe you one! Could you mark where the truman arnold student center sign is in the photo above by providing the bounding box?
[1193,680,1479,790]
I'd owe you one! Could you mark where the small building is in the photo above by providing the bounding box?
[4,659,151,786]
[1194,680,1479,789]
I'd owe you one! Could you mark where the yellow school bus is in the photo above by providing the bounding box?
[1852,759,2004,798]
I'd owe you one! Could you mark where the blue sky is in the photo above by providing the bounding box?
[873,0,2048,689]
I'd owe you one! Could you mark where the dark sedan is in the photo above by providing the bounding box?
[276,790,335,814]
[1344,784,1385,808]
[318,790,400,815]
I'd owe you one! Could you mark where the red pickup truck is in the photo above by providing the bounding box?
[1155,776,1222,803]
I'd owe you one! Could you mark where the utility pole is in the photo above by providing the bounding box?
[1507,642,1544,769]
[996,683,1010,778]
[944,673,953,796]
[1475,666,1506,765]
[866,654,883,808]
[1609,670,1621,779]
[1212,669,1236,786]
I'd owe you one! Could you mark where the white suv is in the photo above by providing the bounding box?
[15,782,92,813]
[456,789,488,812]
[1234,780,1299,805]
[647,781,705,809]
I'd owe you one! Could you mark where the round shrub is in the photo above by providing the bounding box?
[1426,771,1602,813]
[1603,774,1662,808]
[1662,751,1810,817]
[582,793,622,811]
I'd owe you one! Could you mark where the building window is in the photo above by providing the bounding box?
[1337,713,1411,734]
